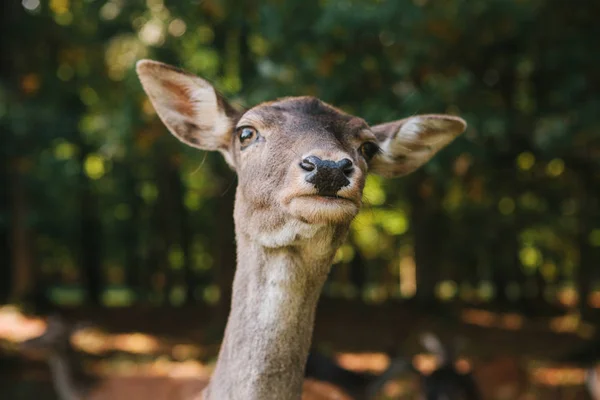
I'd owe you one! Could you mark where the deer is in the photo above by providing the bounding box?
[418,332,481,400]
[19,315,99,400]
[303,332,482,400]
[135,59,466,400]
[18,315,210,400]
[304,350,413,399]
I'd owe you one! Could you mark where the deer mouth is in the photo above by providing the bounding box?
[296,194,361,206]
[303,194,353,201]
[286,194,360,224]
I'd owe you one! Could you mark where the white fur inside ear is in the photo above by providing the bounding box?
[394,116,464,153]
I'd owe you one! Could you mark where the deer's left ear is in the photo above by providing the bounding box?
[369,115,466,177]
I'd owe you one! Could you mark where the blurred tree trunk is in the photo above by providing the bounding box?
[574,163,597,319]
[161,151,194,304]
[409,173,444,303]
[172,165,194,305]
[151,144,194,305]
[151,147,173,304]
[0,0,18,303]
[0,135,10,303]
[349,244,367,295]
[78,146,103,306]
[8,159,34,302]
[124,163,144,300]
[492,222,519,306]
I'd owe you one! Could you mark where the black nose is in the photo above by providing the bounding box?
[300,156,353,196]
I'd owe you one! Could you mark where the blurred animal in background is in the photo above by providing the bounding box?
[304,350,412,399]
[19,315,99,400]
[418,332,481,400]
[18,315,208,400]
[559,337,600,400]
[304,332,481,400]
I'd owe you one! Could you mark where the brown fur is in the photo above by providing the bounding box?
[159,80,195,118]
[136,59,466,400]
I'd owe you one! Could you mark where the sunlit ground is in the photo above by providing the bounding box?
[0,306,596,399]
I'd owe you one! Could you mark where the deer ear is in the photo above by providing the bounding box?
[136,60,238,166]
[369,115,466,177]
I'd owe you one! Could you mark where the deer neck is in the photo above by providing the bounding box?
[47,343,98,400]
[48,347,83,400]
[203,199,349,400]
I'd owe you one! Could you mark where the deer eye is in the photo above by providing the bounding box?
[359,142,380,161]
[237,127,259,147]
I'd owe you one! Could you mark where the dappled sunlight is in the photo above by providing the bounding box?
[381,380,411,399]
[548,313,596,339]
[0,307,212,379]
[530,365,587,387]
[336,352,390,373]
[461,308,509,329]
[399,255,417,299]
[332,351,474,380]
[2,306,598,399]
[171,343,203,361]
[112,332,161,354]
[461,307,597,339]
[165,359,211,379]
[588,290,600,308]
[557,285,579,308]
[455,358,472,374]
[302,379,353,400]
[73,328,204,360]
[92,357,212,380]
[0,306,45,343]
[105,34,148,81]
[413,353,438,375]
[71,328,110,354]
[499,312,526,330]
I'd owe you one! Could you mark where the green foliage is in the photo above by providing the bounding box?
[1,0,599,312]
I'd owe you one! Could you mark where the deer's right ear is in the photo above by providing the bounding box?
[136,60,238,165]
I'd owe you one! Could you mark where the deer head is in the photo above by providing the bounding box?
[136,60,465,250]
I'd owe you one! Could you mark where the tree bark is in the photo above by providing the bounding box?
[576,169,597,319]
[0,0,20,303]
[408,172,444,304]
[8,159,34,302]
[164,152,194,305]
[0,140,10,303]
[124,161,144,301]
[79,147,103,306]
[173,166,194,305]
